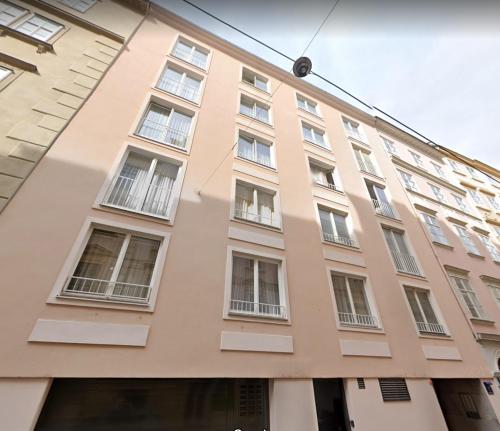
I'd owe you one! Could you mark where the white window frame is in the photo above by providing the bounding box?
[486,195,500,211]
[296,93,319,116]
[421,213,449,245]
[236,131,275,169]
[301,121,329,149]
[453,194,470,213]
[409,151,425,169]
[454,224,481,255]
[342,116,366,142]
[309,158,342,192]
[448,159,463,173]
[478,234,500,262]
[15,13,64,42]
[317,205,357,248]
[156,62,203,103]
[365,180,398,219]
[381,137,397,156]
[354,147,379,176]
[429,184,446,203]
[398,170,418,192]
[468,189,485,207]
[448,273,487,320]
[0,0,28,26]
[223,246,290,322]
[431,162,446,179]
[239,94,271,125]
[232,178,282,229]
[382,226,422,276]
[466,166,481,180]
[47,217,170,311]
[403,285,447,336]
[241,67,269,93]
[171,37,209,70]
[58,0,96,12]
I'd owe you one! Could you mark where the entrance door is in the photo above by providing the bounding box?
[313,379,351,431]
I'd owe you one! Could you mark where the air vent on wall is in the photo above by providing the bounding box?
[378,378,411,401]
[238,381,264,417]
[357,378,366,389]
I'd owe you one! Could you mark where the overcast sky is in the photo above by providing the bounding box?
[156,0,500,169]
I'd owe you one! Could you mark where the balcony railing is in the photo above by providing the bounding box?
[63,277,151,303]
[172,46,207,69]
[323,232,357,248]
[391,251,421,276]
[338,312,378,328]
[416,321,446,335]
[234,205,280,228]
[358,160,378,176]
[315,180,342,192]
[372,199,397,219]
[138,122,188,149]
[157,76,200,102]
[229,299,287,319]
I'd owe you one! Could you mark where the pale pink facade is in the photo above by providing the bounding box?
[1,4,500,430]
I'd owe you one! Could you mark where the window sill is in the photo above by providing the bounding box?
[432,241,454,250]
[235,155,277,173]
[240,80,271,97]
[130,134,190,155]
[374,212,402,223]
[418,332,452,340]
[337,325,384,335]
[226,312,290,325]
[313,182,344,195]
[470,317,496,326]
[0,25,55,53]
[303,139,331,152]
[231,217,283,233]
[467,252,485,260]
[297,106,323,121]
[395,271,426,281]
[322,240,361,252]
[169,53,208,73]
[48,295,154,313]
[96,203,173,225]
[360,170,385,182]
[151,86,201,108]
[347,135,370,147]
[238,112,273,128]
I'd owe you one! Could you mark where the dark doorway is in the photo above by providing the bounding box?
[35,378,269,431]
[313,379,351,431]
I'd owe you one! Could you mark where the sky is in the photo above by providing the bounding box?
[155,0,500,169]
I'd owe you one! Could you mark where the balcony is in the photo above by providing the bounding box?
[229,299,287,319]
[234,205,280,228]
[372,199,397,219]
[138,122,188,149]
[63,277,150,303]
[416,321,447,335]
[323,232,357,248]
[172,46,207,69]
[391,251,421,276]
[338,312,378,328]
[157,77,200,102]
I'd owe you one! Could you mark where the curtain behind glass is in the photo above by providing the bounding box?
[235,183,254,217]
[319,209,333,238]
[416,291,438,324]
[142,161,179,217]
[158,67,183,93]
[116,236,160,287]
[139,104,170,142]
[237,135,254,161]
[231,256,254,303]
[258,261,279,306]
[239,98,253,117]
[405,289,424,322]
[333,214,349,239]
[332,275,352,314]
[258,190,274,224]
[256,141,271,166]
[167,111,192,147]
[349,278,370,315]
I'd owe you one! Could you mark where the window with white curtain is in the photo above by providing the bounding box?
[63,227,161,304]
[239,95,270,124]
[449,275,486,319]
[383,227,421,275]
[478,235,500,262]
[297,94,318,115]
[309,161,339,191]
[453,194,470,212]
[104,150,181,219]
[365,181,397,219]
[421,213,449,245]
[172,39,208,69]
[382,137,397,155]
[59,0,96,12]
[242,68,268,92]
[448,159,463,172]
[234,181,279,228]
[431,162,446,179]
[398,170,418,192]
[157,65,202,102]
[454,225,480,255]
[466,166,481,180]
[15,14,63,41]
[354,148,378,176]
[487,195,500,210]
[342,117,365,141]
[468,189,485,207]
[230,253,286,319]
[404,287,446,335]
[237,133,274,168]
[0,66,12,82]
[137,103,192,149]
[302,122,327,148]
[0,0,27,26]
[319,207,356,247]
[331,273,377,328]
[410,151,425,169]
[429,184,446,203]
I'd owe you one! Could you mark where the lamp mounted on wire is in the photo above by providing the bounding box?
[293,56,312,78]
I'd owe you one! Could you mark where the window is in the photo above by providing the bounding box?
[104,150,181,219]
[302,123,327,148]
[379,379,411,402]
[0,66,12,82]
[448,159,463,173]
[237,133,274,168]
[309,161,340,191]
[478,235,500,262]
[59,0,96,12]
[453,194,469,212]
[383,227,421,275]
[431,162,446,179]
[319,207,356,247]
[398,170,418,192]
[137,102,192,150]
[459,393,480,419]
[468,189,485,207]
[157,65,202,102]
[449,275,486,319]
[487,195,500,210]
[172,39,208,69]
[0,0,26,26]
[430,184,446,203]
[382,137,397,155]
[62,227,162,304]
[366,181,397,219]
[354,148,378,176]
[466,166,481,180]
[331,273,377,327]
[242,68,268,92]
[489,283,500,306]
[454,225,480,255]
[421,213,449,245]
[230,253,286,319]
[234,181,279,228]
[239,95,270,124]
[410,151,425,169]
[404,287,446,335]
[342,117,364,141]
[15,14,63,41]
[492,225,500,237]
[297,94,318,115]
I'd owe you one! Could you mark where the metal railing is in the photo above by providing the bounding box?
[138,122,188,149]
[63,276,151,303]
[338,312,378,327]
[172,46,207,69]
[234,205,279,228]
[391,251,421,276]
[323,232,357,248]
[157,76,200,102]
[416,321,446,335]
[358,159,378,176]
[230,299,287,319]
[372,199,397,219]
[107,176,140,210]
[315,180,342,192]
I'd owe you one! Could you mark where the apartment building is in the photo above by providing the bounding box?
[0,0,148,212]
[1,3,500,431]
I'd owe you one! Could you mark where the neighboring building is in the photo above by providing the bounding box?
[0,3,500,431]
[0,0,148,212]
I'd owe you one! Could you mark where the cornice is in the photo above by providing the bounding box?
[0,52,37,72]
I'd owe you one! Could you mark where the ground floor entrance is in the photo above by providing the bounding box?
[313,379,351,431]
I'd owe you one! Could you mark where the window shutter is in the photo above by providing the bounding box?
[378,378,410,401]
